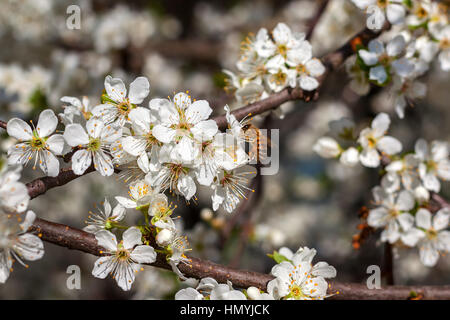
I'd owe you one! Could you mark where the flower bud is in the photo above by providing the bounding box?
[246,286,261,300]
[340,147,359,167]
[313,137,341,158]
[414,186,429,203]
[156,228,173,247]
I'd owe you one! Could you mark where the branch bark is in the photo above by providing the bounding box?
[29,216,450,299]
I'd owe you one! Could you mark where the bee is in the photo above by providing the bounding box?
[241,122,272,165]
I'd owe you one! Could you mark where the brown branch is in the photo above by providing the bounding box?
[305,0,330,41]
[28,216,450,299]
[26,166,95,199]
[0,120,6,130]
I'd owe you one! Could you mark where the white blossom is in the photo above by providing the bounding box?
[7,109,65,177]
[63,117,122,176]
[92,227,156,291]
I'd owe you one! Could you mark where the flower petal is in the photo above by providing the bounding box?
[36,109,58,137]
[95,230,118,251]
[130,245,157,264]
[105,75,126,102]
[63,124,89,147]
[7,118,32,141]
[123,226,142,250]
[128,77,150,104]
[71,149,92,175]
[416,208,432,230]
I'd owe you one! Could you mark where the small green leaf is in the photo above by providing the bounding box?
[267,251,290,264]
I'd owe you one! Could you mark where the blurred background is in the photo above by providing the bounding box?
[0,0,449,299]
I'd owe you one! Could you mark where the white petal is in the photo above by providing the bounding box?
[359,50,379,66]
[396,190,415,211]
[359,148,380,167]
[130,245,156,264]
[416,208,432,230]
[173,92,191,110]
[14,233,44,261]
[397,213,414,231]
[128,77,150,104]
[414,139,428,160]
[7,118,32,141]
[115,196,137,209]
[152,125,177,144]
[123,226,142,249]
[115,263,136,291]
[273,22,291,44]
[0,253,11,283]
[431,141,449,162]
[128,107,151,134]
[419,242,439,267]
[369,66,388,84]
[42,151,60,177]
[71,149,92,175]
[149,98,179,124]
[401,228,424,247]
[36,109,58,137]
[191,120,218,141]
[377,136,402,155]
[95,230,118,251]
[63,124,89,147]
[93,151,114,176]
[286,41,312,65]
[386,35,406,57]
[368,39,385,55]
[178,174,196,200]
[185,100,212,124]
[368,207,389,227]
[371,112,390,136]
[433,208,449,231]
[311,262,337,278]
[105,75,126,102]
[299,75,319,91]
[305,58,325,77]
[392,58,414,77]
[386,3,405,25]
[175,288,204,300]
[86,117,105,139]
[92,256,115,279]
[423,173,440,192]
[46,134,65,155]
[381,220,400,243]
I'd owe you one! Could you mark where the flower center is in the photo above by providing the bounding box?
[415,6,428,18]
[288,284,307,300]
[117,101,133,116]
[440,38,449,50]
[87,137,101,151]
[426,228,438,240]
[367,136,377,148]
[296,64,307,74]
[378,53,391,65]
[377,0,388,9]
[116,247,130,261]
[278,44,288,57]
[273,70,286,85]
[30,136,46,151]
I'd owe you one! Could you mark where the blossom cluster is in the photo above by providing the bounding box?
[314,111,450,267]
[223,22,325,114]
[347,0,449,118]
[175,246,336,300]
[0,161,44,283]
[3,74,262,290]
